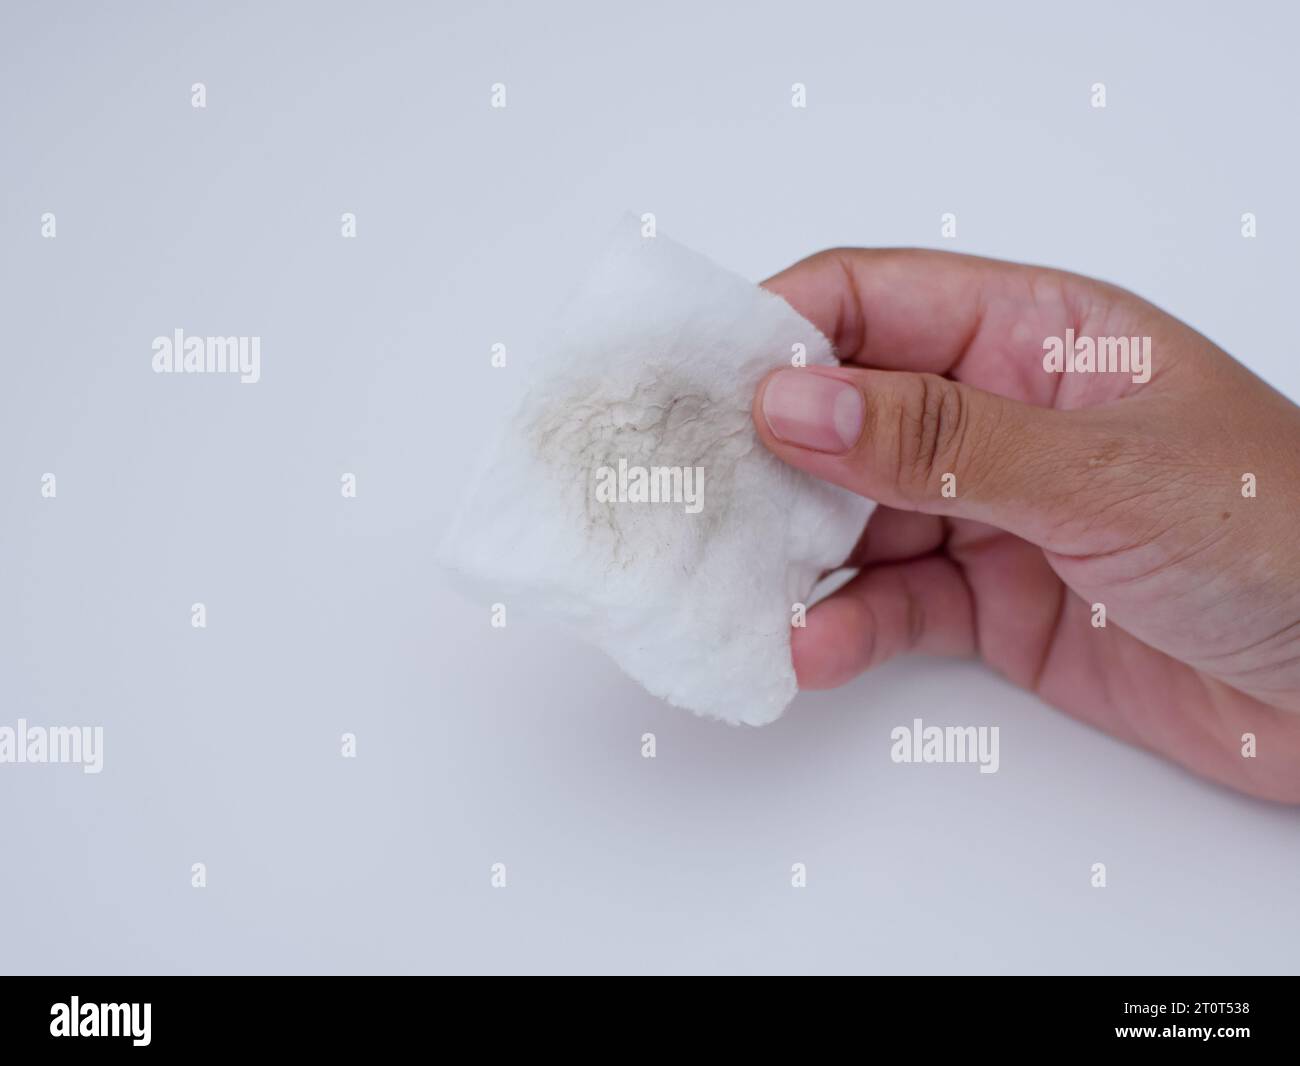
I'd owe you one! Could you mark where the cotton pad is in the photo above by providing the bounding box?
[442,220,874,725]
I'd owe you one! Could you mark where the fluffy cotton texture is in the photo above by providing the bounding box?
[442,221,874,725]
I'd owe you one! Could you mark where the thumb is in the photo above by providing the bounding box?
[754,365,1125,550]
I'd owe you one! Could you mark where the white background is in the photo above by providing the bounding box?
[1,0,1297,974]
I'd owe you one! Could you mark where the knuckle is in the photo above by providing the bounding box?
[889,374,968,499]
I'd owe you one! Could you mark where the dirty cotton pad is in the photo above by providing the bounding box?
[441,223,874,725]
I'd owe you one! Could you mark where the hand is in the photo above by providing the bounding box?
[754,249,1300,804]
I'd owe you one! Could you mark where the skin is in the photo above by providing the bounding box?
[751,249,1300,804]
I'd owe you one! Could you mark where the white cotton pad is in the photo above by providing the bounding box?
[441,220,874,725]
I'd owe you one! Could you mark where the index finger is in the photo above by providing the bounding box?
[762,247,1095,404]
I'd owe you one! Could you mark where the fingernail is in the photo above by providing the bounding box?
[761,370,864,453]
